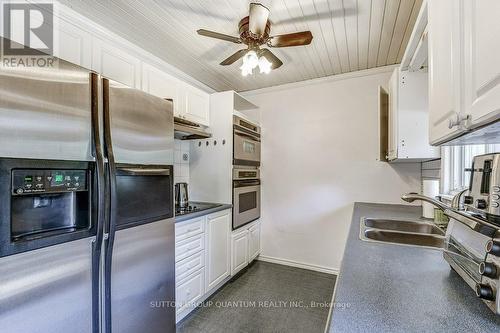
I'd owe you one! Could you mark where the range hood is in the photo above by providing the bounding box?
[174,117,212,140]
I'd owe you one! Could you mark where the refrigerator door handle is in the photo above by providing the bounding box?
[116,167,171,176]
[90,72,105,333]
[102,77,117,333]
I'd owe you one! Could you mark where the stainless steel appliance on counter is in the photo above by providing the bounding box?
[232,167,261,230]
[175,182,189,209]
[447,153,500,315]
[403,153,500,315]
[0,47,176,332]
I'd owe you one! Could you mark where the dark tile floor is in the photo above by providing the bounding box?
[177,261,336,333]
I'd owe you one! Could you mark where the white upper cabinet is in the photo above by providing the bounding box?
[92,39,142,89]
[385,68,439,162]
[463,1,500,128]
[56,20,92,69]
[428,0,465,145]
[142,65,210,125]
[428,0,500,145]
[142,63,181,116]
[182,85,210,126]
[387,70,398,161]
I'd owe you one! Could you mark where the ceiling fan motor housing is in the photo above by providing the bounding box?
[238,16,271,46]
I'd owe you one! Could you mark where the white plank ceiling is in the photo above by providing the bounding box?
[59,0,423,92]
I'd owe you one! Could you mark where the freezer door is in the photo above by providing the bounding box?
[0,53,93,161]
[107,80,174,165]
[110,218,175,333]
[0,237,94,333]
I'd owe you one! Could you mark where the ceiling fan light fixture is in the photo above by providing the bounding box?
[243,50,259,68]
[258,56,272,74]
[240,65,253,76]
[240,50,259,76]
[197,3,313,73]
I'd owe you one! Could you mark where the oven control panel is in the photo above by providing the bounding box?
[12,169,88,195]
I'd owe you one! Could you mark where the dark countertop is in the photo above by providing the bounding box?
[174,202,232,223]
[328,202,500,333]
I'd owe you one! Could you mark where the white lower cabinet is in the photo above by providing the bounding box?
[231,229,249,275]
[176,251,205,282]
[175,212,260,322]
[175,267,205,315]
[205,210,231,291]
[247,222,261,262]
[231,220,261,276]
[174,209,232,322]
[175,233,204,263]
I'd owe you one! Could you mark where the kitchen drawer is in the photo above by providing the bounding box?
[176,268,205,314]
[175,234,204,262]
[175,217,205,243]
[175,250,205,282]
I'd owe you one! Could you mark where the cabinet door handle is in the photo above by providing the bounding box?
[448,114,471,129]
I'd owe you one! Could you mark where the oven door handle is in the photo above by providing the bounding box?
[234,130,261,142]
[116,168,170,176]
[234,180,261,187]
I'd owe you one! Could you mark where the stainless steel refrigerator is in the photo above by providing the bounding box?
[102,78,175,333]
[0,47,176,333]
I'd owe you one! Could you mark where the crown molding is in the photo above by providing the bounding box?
[241,64,399,96]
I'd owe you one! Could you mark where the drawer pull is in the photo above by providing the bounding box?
[186,289,191,295]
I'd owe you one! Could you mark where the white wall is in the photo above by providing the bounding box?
[244,68,421,272]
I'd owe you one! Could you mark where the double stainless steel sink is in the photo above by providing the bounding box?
[360,218,446,249]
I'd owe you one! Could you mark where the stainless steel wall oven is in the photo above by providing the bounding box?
[233,115,261,167]
[232,167,260,230]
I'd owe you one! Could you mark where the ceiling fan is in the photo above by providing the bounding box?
[197,2,313,76]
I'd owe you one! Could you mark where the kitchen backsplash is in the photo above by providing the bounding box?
[174,139,190,185]
[422,159,441,180]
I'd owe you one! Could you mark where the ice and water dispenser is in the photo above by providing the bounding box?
[0,159,95,257]
[11,169,90,241]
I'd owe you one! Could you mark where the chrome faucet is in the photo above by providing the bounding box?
[401,192,449,211]
[401,188,468,211]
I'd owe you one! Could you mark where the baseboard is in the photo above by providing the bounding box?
[257,255,339,275]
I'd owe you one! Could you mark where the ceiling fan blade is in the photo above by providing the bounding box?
[268,31,313,47]
[197,29,241,44]
[259,49,283,69]
[249,3,269,36]
[220,49,248,66]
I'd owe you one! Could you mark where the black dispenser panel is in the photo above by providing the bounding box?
[12,169,87,195]
[0,159,96,257]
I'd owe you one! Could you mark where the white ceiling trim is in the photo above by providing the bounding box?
[243,64,398,95]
